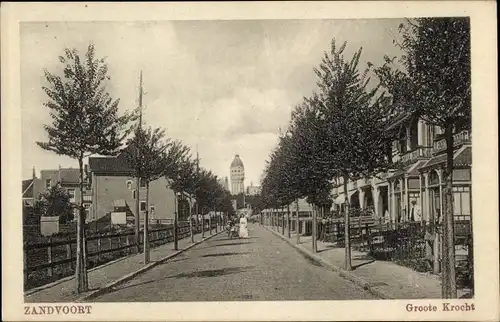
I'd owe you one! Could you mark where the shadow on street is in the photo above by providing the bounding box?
[214,242,253,247]
[109,266,256,294]
[202,252,250,258]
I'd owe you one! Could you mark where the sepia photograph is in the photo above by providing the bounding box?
[2,2,498,321]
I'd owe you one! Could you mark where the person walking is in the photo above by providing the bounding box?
[239,214,249,238]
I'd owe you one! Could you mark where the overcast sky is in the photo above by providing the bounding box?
[21,19,403,186]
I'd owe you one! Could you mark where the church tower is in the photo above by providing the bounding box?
[230,154,245,195]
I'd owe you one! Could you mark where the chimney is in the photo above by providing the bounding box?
[32,166,36,180]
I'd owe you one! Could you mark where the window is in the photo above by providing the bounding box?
[84,204,90,219]
[126,180,132,190]
[140,201,146,211]
[150,206,155,216]
[140,178,147,188]
[453,186,471,220]
[133,189,136,199]
[68,189,76,202]
[45,179,51,189]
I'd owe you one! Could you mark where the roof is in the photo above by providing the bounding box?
[230,154,244,168]
[420,146,472,171]
[89,147,134,174]
[40,168,80,184]
[22,179,34,198]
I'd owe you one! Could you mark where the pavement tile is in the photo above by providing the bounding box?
[270,227,467,299]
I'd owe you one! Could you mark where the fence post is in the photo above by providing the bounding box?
[366,223,372,253]
[66,238,72,271]
[47,236,53,278]
[97,237,102,263]
[378,218,384,254]
[126,234,131,254]
[358,216,363,247]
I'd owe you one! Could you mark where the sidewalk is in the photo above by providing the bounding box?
[25,229,222,303]
[264,225,471,299]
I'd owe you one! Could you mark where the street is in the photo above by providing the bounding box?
[94,224,377,301]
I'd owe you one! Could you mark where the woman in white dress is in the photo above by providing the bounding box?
[239,214,249,238]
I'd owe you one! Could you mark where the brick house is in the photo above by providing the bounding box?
[88,147,177,224]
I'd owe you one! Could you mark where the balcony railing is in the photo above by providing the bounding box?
[400,146,432,165]
[433,130,471,154]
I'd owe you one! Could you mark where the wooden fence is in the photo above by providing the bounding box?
[24,220,219,290]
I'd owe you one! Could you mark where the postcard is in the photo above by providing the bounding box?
[1,1,498,321]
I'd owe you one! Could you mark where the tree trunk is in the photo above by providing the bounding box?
[296,199,300,244]
[443,125,457,298]
[281,208,285,235]
[135,177,140,253]
[174,193,179,250]
[76,156,88,293]
[312,205,318,253]
[144,183,150,264]
[189,197,194,243]
[287,204,291,238]
[343,174,352,271]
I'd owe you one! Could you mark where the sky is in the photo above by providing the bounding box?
[20,19,404,186]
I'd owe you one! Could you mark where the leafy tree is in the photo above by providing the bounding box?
[125,125,170,263]
[37,44,134,293]
[167,149,197,245]
[371,18,471,298]
[311,40,396,269]
[35,186,75,224]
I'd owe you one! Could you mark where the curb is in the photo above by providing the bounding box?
[76,230,224,302]
[262,225,394,300]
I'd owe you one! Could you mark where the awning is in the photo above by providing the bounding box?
[420,146,471,171]
[334,190,358,205]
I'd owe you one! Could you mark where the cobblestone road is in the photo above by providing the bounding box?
[94,224,377,301]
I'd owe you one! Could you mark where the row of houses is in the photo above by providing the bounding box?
[259,113,472,229]
[22,146,180,226]
[331,113,472,225]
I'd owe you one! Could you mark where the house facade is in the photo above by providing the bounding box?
[88,148,177,224]
[23,166,92,219]
[331,113,472,226]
